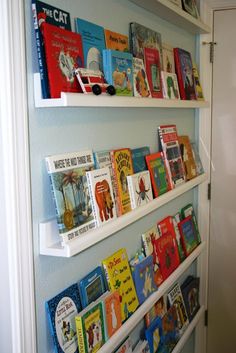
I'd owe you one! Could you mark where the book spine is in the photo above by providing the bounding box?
[86,172,99,227]
[110,151,122,217]
[174,48,186,100]
[102,263,113,292]
[75,316,86,353]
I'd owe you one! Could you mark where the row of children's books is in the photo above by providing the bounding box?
[45,124,203,244]
[46,203,201,353]
[32,0,204,100]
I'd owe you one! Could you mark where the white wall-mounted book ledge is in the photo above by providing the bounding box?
[34,73,209,109]
[39,173,207,257]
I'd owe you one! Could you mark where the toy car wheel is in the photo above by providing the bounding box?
[106,85,116,96]
[92,84,102,95]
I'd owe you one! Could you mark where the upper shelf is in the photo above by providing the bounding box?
[128,0,211,34]
[34,73,209,109]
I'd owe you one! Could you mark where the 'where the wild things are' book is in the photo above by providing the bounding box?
[45,150,96,244]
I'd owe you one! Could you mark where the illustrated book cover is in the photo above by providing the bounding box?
[45,150,95,244]
[45,283,81,353]
[78,266,106,309]
[145,296,167,328]
[162,43,175,73]
[158,124,186,188]
[32,0,71,98]
[133,340,151,353]
[41,22,84,98]
[103,290,122,338]
[181,203,201,244]
[181,276,200,322]
[102,248,139,322]
[174,47,197,100]
[144,47,163,99]
[145,316,163,353]
[178,215,199,256]
[133,57,151,98]
[131,146,150,173]
[192,62,204,100]
[178,135,197,180]
[161,305,179,352]
[127,170,153,209]
[114,337,133,353]
[86,166,117,227]
[104,29,129,52]
[103,49,134,96]
[191,142,204,175]
[172,213,186,263]
[161,71,180,100]
[75,18,105,71]
[75,301,106,353]
[182,0,199,19]
[145,152,172,198]
[110,148,134,216]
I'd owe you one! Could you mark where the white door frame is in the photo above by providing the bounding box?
[0,0,36,352]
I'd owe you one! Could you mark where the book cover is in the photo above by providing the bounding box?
[178,215,199,256]
[103,290,122,338]
[191,142,204,176]
[145,316,163,353]
[145,296,167,328]
[78,266,106,309]
[161,305,179,352]
[75,301,106,353]
[41,22,84,98]
[114,337,133,353]
[144,47,163,99]
[45,150,96,244]
[127,170,153,209]
[181,276,200,322]
[104,29,129,52]
[102,248,139,322]
[110,148,134,216]
[180,204,201,244]
[158,124,186,188]
[133,58,151,98]
[178,135,197,180]
[162,43,175,73]
[133,340,151,353]
[161,71,180,100]
[86,167,117,227]
[131,146,150,173]
[182,0,199,19]
[130,255,157,304]
[103,49,134,96]
[192,62,204,100]
[75,18,105,71]
[172,213,186,262]
[45,283,81,353]
[145,152,172,198]
[31,0,71,99]
[174,47,197,100]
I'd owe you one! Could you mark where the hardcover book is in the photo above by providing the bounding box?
[145,296,167,327]
[133,58,151,98]
[181,203,201,244]
[178,135,197,180]
[192,62,204,100]
[178,215,199,256]
[103,49,134,96]
[78,266,106,309]
[162,43,175,73]
[103,290,122,338]
[161,305,179,352]
[172,213,186,262]
[102,248,139,322]
[127,170,153,209]
[131,146,150,173]
[161,71,180,100]
[145,316,163,353]
[158,124,186,188]
[41,22,84,98]
[86,167,117,227]
[181,276,200,322]
[45,283,81,353]
[32,0,71,98]
[104,29,129,52]
[144,47,163,99]
[45,150,95,244]
[75,18,105,71]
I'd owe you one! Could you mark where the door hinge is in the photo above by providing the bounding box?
[202,41,217,63]
[204,309,208,327]
[207,183,211,200]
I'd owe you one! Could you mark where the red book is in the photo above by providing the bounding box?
[144,47,163,98]
[42,22,84,98]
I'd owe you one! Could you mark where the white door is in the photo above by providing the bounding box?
[208,8,236,353]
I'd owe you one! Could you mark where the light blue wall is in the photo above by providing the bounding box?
[24,0,197,352]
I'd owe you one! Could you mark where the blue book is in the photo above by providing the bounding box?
[75,18,105,71]
[45,283,81,353]
[78,266,106,308]
[32,0,71,98]
[145,316,163,353]
[131,146,150,173]
[103,49,134,96]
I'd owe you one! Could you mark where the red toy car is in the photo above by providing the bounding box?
[74,68,116,95]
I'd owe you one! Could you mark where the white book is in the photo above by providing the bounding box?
[127,170,153,209]
[133,57,151,98]
[161,71,180,100]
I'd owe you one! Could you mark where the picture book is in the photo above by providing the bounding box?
[191,142,204,175]
[181,276,200,322]
[133,58,151,98]
[102,248,139,322]
[174,47,196,100]
[181,203,201,244]
[110,148,134,216]
[167,282,189,335]
[178,215,199,256]
[103,290,122,338]
[192,62,204,100]
[178,135,197,180]
[161,71,180,100]
[161,305,179,352]
[145,152,172,198]
[78,266,106,309]
[86,167,117,227]
[45,283,81,353]
[75,18,105,71]
[41,22,84,98]
[158,124,186,188]
[127,170,153,209]
[130,254,157,304]
[104,29,129,52]
[144,47,163,99]
[75,301,106,353]
[133,340,151,353]
[129,22,162,65]
[45,150,95,244]
[103,49,134,96]
[131,146,150,173]
[162,43,175,73]
[32,0,71,98]
[141,225,159,257]
[172,213,186,263]
[182,0,199,19]
[114,337,133,353]
[145,316,163,353]
[145,296,167,327]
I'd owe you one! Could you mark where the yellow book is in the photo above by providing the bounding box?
[104,29,129,52]
[192,62,204,101]
[102,248,139,322]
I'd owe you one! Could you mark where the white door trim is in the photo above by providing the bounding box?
[0,1,36,352]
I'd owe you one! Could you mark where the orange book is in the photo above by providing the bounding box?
[104,29,129,52]
[104,291,122,338]
[178,135,197,180]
